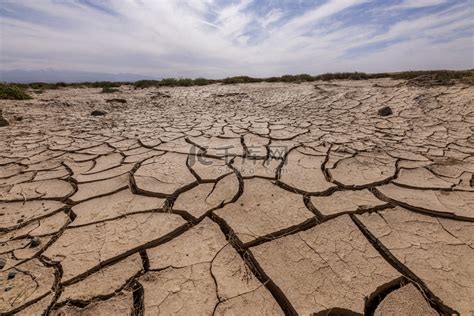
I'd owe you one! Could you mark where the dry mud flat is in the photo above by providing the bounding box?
[0,79,473,315]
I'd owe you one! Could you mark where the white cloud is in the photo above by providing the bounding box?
[345,36,473,72]
[260,9,285,28]
[389,0,448,10]
[0,0,472,78]
[347,4,472,50]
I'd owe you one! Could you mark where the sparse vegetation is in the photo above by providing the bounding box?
[314,72,370,81]
[134,77,217,88]
[221,70,472,84]
[27,82,61,90]
[193,77,210,86]
[222,76,262,84]
[101,87,120,93]
[90,81,122,88]
[280,74,315,82]
[16,81,125,90]
[160,78,179,86]
[3,69,472,91]
[388,70,473,80]
[133,80,158,89]
[177,78,193,87]
[0,83,32,100]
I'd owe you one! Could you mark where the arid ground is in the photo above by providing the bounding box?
[0,79,473,315]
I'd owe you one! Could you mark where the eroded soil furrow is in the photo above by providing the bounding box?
[208,212,298,315]
[350,214,458,315]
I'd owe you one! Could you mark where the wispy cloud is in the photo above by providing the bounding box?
[388,0,449,10]
[0,0,472,78]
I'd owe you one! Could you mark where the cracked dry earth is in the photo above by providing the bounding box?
[0,79,473,316]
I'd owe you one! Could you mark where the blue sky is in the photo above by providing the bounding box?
[1,0,473,78]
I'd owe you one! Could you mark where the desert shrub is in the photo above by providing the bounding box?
[88,81,122,88]
[134,80,159,88]
[134,79,177,88]
[134,78,214,88]
[27,82,60,90]
[312,70,473,82]
[315,72,370,81]
[193,77,211,85]
[101,86,120,93]
[27,82,43,89]
[25,81,124,90]
[0,83,32,100]
[159,78,178,86]
[6,69,471,93]
[280,75,295,82]
[264,77,280,82]
[177,78,193,86]
[460,70,474,84]
[295,74,315,82]
[222,76,262,84]
[351,72,369,80]
[280,74,315,82]
[390,70,472,80]
[368,72,391,79]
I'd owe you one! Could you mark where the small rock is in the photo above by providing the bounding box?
[0,258,5,270]
[0,110,8,127]
[378,106,393,116]
[91,110,107,116]
[470,174,474,188]
[29,237,41,248]
[7,271,16,280]
[5,285,13,292]
[15,116,23,121]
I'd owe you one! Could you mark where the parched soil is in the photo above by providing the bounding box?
[0,79,473,315]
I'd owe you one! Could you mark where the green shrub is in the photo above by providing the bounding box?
[264,77,280,82]
[280,75,295,82]
[193,77,210,86]
[280,74,315,83]
[159,78,178,86]
[134,77,215,88]
[134,80,159,89]
[314,72,370,81]
[177,78,193,86]
[27,82,60,90]
[89,81,121,88]
[389,70,472,80]
[224,74,317,84]
[0,84,32,100]
[6,69,471,93]
[222,76,263,84]
[23,81,124,90]
[101,87,120,93]
[295,74,315,82]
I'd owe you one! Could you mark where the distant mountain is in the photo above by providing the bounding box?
[0,69,158,83]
